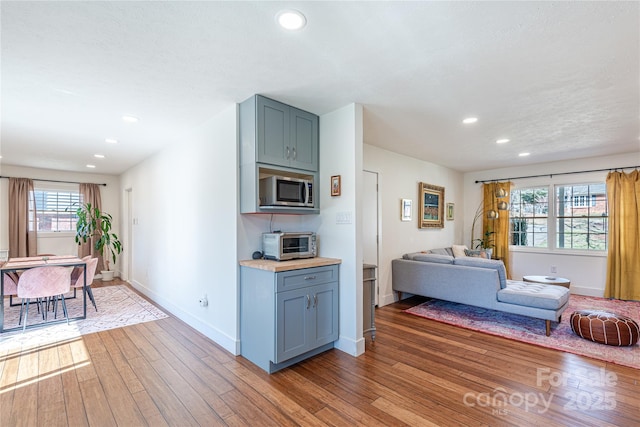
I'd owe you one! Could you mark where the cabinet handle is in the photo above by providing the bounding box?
[306,295,311,309]
[313,294,318,308]
[292,147,297,160]
[286,146,290,159]
[304,275,316,280]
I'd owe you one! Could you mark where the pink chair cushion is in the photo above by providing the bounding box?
[3,273,18,296]
[72,257,98,288]
[17,266,72,298]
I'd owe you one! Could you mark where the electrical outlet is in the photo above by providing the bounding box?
[199,295,208,307]
[550,266,557,274]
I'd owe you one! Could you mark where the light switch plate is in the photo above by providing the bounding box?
[336,211,353,224]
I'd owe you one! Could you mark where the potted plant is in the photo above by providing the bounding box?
[74,203,123,281]
[473,230,495,259]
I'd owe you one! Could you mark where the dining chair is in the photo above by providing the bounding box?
[4,272,27,308]
[18,266,72,331]
[3,273,18,296]
[70,256,99,311]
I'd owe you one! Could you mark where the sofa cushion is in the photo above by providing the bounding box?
[498,281,570,310]
[411,253,454,264]
[464,249,489,259]
[452,245,468,258]
[453,257,507,288]
[430,247,454,257]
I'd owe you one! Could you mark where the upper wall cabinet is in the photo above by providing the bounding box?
[240,95,320,214]
[244,95,319,172]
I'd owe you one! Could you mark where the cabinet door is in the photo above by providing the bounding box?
[275,287,311,363]
[290,107,318,171]
[310,282,339,348]
[257,96,290,168]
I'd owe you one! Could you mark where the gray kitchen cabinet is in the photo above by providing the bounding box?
[240,262,339,374]
[244,95,319,172]
[239,94,320,214]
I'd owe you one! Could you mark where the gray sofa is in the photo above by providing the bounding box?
[392,249,570,336]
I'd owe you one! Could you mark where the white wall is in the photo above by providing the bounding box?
[119,104,239,354]
[464,152,640,297]
[0,164,120,263]
[363,144,465,306]
[309,103,364,356]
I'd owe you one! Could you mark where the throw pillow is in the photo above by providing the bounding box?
[464,249,489,259]
[430,247,453,256]
[452,244,468,258]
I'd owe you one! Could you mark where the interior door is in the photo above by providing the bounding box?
[362,170,379,305]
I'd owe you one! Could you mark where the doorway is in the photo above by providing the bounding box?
[124,188,133,283]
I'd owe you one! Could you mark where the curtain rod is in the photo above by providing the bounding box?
[0,176,107,186]
[475,165,640,184]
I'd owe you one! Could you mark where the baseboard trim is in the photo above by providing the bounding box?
[128,279,240,355]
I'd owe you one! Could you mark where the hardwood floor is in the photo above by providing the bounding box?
[1,282,638,426]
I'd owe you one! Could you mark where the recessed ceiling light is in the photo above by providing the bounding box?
[496,139,510,144]
[122,115,139,123]
[462,117,478,124]
[105,138,118,144]
[276,10,307,30]
[519,152,530,157]
[94,154,105,159]
[86,164,96,168]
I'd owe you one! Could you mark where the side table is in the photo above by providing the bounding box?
[363,264,377,341]
[523,275,570,289]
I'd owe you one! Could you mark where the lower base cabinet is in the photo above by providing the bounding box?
[240,264,339,373]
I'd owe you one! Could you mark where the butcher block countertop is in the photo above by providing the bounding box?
[239,257,342,272]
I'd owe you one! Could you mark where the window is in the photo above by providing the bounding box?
[571,194,596,207]
[30,188,81,232]
[509,186,549,248]
[510,183,608,252]
[556,184,608,250]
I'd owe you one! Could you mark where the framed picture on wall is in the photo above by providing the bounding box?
[331,175,341,196]
[418,182,445,228]
[446,203,454,220]
[401,199,412,221]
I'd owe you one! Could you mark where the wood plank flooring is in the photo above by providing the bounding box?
[1,281,638,426]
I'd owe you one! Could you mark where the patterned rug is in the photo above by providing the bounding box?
[1,285,168,348]
[405,295,640,369]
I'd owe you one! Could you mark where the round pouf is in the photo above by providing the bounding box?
[570,310,639,346]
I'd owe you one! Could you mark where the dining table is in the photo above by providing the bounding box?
[0,255,88,333]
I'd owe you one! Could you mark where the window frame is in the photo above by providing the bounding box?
[509,181,608,256]
[30,183,81,235]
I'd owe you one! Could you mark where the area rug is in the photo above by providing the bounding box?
[405,295,640,369]
[0,285,168,348]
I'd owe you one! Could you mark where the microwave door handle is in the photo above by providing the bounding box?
[302,182,308,205]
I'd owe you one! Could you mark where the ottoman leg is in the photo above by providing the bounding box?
[545,320,551,337]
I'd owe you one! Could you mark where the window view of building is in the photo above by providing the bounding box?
[510,183,608,251]
[556,183,608,250]
[29,189,81,232]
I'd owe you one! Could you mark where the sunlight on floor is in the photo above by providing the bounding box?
[0,323,91,395]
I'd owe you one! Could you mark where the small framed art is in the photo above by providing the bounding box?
[331,175,341,196]
[446,203,454,220]
[401,199,412,221]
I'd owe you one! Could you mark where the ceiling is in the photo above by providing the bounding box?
[1,1,639,175]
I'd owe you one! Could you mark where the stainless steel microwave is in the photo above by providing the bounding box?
[262,232,317,261]
[259,175,314,208]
